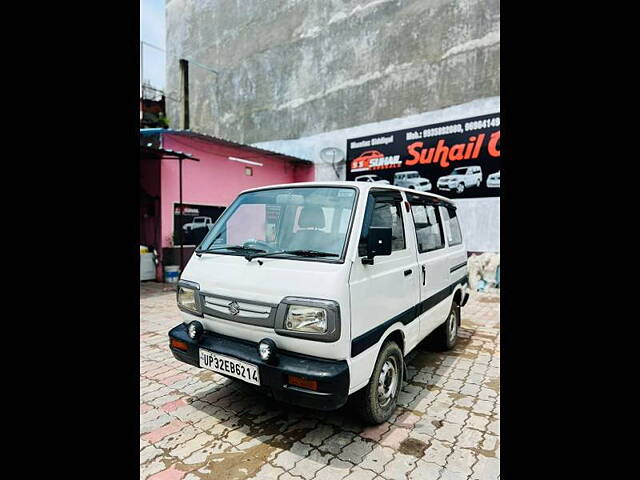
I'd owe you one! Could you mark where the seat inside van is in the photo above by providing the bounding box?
[289,205,333,251]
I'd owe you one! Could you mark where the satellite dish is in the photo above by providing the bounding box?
[319,147,345,179]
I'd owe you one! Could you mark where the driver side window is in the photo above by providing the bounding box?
[368,191,406,252]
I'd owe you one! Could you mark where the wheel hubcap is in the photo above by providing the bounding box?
[377,358,398,408]
[448,311,457,342]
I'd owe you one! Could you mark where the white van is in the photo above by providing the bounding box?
[437,166,482,193]
[169,182,470,424]
[393,171,432,192]
[354,174,390,185]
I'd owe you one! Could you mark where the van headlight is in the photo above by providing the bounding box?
[286,306,328,333]
[275,298,340,342]
[177,281,202,316]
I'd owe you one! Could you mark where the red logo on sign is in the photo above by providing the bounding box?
[351,150,384,171]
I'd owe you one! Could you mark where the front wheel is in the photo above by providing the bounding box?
[356,341,404,425]
[456,183,465,194]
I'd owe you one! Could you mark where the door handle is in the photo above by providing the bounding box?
[422,265,426,285]
[404,269,413,276]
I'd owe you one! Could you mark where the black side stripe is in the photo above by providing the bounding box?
[450,261,467,273]
[351,275,468,358]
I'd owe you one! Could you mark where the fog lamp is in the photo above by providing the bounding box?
[188,321,204,340]
[258,338,277,363]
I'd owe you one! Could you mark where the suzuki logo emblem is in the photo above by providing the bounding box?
[228,301,240,316]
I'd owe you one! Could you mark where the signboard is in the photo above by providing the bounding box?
[346,113,500,198]
[173,203,226,246]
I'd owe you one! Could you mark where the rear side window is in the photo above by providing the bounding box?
[441,206,463,246]
[366,190,406,252]
[407,194,444,253]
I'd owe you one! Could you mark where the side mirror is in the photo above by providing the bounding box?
[362,227,392,265]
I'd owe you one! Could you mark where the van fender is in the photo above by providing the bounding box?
[348,322,405,394]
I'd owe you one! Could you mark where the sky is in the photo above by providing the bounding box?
[140,0,166,90]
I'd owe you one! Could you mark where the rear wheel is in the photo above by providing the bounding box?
[356,341,404,425]
[427,301,459,351]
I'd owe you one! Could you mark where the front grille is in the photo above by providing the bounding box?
[199,292,278,328]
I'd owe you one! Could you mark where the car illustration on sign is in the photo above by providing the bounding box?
[354,174,390,185]
[182,216,213,232]
[437,166,483,194]
[351,150,384,172]
[486,170,500,188]
[393,171,432,191]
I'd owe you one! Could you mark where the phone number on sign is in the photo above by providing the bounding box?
[464,117,500,131]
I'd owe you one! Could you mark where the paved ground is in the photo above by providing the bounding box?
[140,282,500,480]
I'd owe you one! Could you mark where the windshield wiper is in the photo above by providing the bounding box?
[196,245,266,257]
[246,249,339,261]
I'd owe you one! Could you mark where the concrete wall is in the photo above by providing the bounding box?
[166,0,500,144]
[164,0,499,252]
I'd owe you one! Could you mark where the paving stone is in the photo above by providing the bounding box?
[314,458,352,480]
[457,427,484,449]
[338,436,375,463]
[470,455,500,480]
[422,439,452,467]
[342,466,377,480]
[321,431,357,454]
[155,425,200,450]
[359,445,395,473]
[140,444,164,464]
[466,413,490,431]
[357,418,390,440]
[382,452,418,479]
[445,407,469,425]
[380,426,410,449]
[445,447,476,475]
[140,458,166,479]
[248,463,286,480]
[289,449,332,478]
[168,432,214,459]
[409,460,443,480]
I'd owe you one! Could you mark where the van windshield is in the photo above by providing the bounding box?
[197,187,358,261]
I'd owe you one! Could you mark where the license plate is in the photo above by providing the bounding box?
[198,349,260,386]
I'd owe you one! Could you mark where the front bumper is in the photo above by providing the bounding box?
[168,324,350,411]
[487,180,500,188]
[438,183,455,191]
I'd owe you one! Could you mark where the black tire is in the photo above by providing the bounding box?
[427,301,460,352]
[356,341,404,425]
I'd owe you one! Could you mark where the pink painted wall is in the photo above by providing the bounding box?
[160,133,314,250]
[140,158,161,249]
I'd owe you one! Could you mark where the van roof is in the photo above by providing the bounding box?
[239,181,455,206]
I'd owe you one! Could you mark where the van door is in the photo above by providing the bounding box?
[406,193,451,339]
[349,189,421,368]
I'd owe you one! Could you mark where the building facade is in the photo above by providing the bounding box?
[140,129,314,279]
[165,0,500,252]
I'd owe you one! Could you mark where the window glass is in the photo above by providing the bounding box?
[200,187,357,260]
[411,203,444,253]
[441,207,463,246]
[368,191,406,252]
